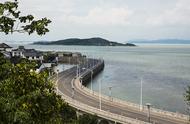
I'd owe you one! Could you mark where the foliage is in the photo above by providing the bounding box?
[78,114,98,124]
[43,53,57,63]
[0,56,77,123]
[0,53,11,81]
[0,0,51,35]
[0,1,107,123]
[185,86,190,115]
[185,86,190,104]
[99,119,109,124]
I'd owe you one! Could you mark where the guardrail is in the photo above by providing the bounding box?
[54,58,189,123]
[57,89,150,124]
[75,77,189,121]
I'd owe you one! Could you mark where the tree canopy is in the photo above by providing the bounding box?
[0,1,106,123]
[0,55,78,123]
[185,87,190,115]
[0,0,51,35]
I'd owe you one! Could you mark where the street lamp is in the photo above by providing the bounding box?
[72,87,75,98]
[108,86,112,101]
[82,67,93,93]
[146,103,152,123]
[99,78,102,110]
[76,64,81,78]
[140,77,143,111]
[77,57,81,77]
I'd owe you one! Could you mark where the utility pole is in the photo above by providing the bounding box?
[76,65,78,77]
[72,87,75,98]
[146,103,151,123]
[99,79,102,110]
[90,70,93,93]
[140,77,143,111]
[108,86,112,101]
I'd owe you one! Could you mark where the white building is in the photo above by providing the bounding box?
[12,46,43,61]
[0,43,12,51]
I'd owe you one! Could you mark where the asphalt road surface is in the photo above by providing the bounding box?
[57,61,188,124]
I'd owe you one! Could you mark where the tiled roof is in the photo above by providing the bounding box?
[24,51,42,57]
[12,46,43,57]
[0,43,12,48]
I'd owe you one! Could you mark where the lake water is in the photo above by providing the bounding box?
[12,44,190,114]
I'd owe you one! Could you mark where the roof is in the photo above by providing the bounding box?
[0,51,11,58]
[24,51,43,57]
[12,46,27,52]
[12,46,43,57]
[0,43,12,48]
[36,63,52,73]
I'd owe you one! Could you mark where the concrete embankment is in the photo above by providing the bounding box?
[80,59,104,85]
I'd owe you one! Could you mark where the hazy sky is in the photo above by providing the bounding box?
[1,0,190,43]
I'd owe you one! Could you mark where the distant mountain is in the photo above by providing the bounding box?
[33,38,136,46]
[130,39,190,44]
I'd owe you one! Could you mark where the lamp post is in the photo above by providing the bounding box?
[99,79,102,110]
[72,87,75,98]
[76,64,80,77]
[108,86,112,101]
[140,77,143,111]
[77,57,81,77]
[146,103,152,123]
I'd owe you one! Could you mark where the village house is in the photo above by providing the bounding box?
[72,52,82,57]
[12,46,44,61]
[0,43,12,51]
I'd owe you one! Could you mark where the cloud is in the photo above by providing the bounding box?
[66,6,133,26]
[146,0,190,26]
[1,0,190,41]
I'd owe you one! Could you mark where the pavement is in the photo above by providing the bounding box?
[56,59,189,124]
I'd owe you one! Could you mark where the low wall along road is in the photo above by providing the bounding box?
[55,58,189,124]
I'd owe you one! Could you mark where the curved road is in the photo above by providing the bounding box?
[57,62,188,124]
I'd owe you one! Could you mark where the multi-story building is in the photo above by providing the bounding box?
[12,46,43,61]
[0,43,12,51]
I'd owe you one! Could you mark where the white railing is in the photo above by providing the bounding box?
[75,78,189,121]
[53,58,189,123]
[57,89,150,124]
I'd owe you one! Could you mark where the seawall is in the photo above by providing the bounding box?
[80,59,104,85]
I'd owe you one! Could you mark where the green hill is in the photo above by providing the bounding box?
[33,38,136,46]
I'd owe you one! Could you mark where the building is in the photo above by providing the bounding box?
[0,43,12,51]
[11,46,25,57]
[72,52,82,57]
[36,63,53,74]
[63,52,73,57]
[12,46,43,61]
[1,51,11,58]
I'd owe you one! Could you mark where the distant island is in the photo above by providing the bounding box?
[130,39,190,44]
[33,38,136,46]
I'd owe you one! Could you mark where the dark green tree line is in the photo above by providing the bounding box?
[0,1,103,123]
[0,0,51,35]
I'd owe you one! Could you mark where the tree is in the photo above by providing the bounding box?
[0,0,51,35]
[185,87,190,118]
[0,1,77,123]
[78,114,98,124]
[0,53,11,81]
[99,119,109,124]
[0,1,101,124]
[0,57,77,123]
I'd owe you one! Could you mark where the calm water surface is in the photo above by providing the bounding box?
[12,44,190,114]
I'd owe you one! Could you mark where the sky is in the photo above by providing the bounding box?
[1,0,190,43]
